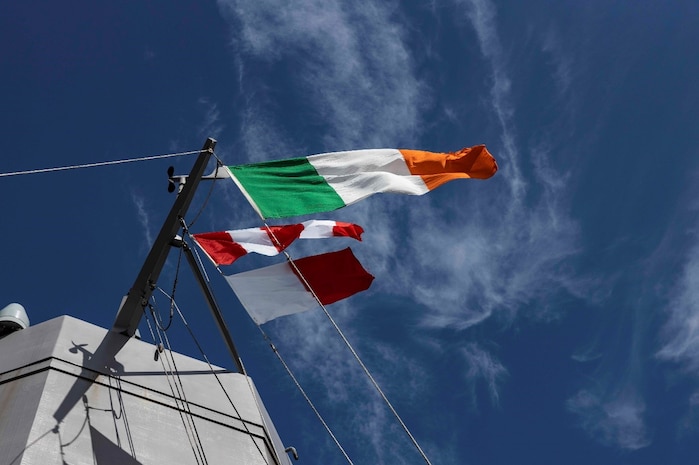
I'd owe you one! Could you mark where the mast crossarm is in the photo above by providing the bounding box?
[168,164,229,193]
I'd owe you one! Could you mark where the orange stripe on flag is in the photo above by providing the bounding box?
[399,145,498,191]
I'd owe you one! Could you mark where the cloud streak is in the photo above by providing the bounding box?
[197,97,224,140]
[657,231,699,372]
[218,0,424,150]
[130,192,154,247]
[654,193,699,437]
[462,343,507,407]
[566,388,651,450]
[462,0,524,198]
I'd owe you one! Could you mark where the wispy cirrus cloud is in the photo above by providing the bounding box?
[462,343,507,407]
[656,230,699,372]
[461,0,523,197]
[541,27,574,95]
[197,97,224,140]
[217,0,425,150]
[130,192,154,247]
[566,388,651,450]
[654,191,699,437]
[238,105,297,164]
[399,179,583,330]
[677,391,699,438]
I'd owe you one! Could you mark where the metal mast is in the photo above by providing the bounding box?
[112,138,215,336]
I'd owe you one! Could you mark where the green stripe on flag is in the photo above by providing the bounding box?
[229,157,346,218]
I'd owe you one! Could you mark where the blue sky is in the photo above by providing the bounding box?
[2,1,699,464]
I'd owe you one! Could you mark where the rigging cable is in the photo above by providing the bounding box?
[262,222,434,465]
[145,308,207,465]
[155,286,271,465]
[150,245,184,333]
[107,376,137,457]
[159,323,209,465]
[256,325,356,465]
[0,149,202,178]
[188,229,213,283]
[185,155,224,228]
[144,307,209,465]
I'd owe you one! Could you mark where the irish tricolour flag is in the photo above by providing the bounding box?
[227,145,497,219]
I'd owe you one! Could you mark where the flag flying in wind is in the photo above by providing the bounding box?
[227,145,498,219]
[192,220,364,266]
[225,248,374,324]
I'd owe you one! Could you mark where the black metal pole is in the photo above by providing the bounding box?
[112,138,216,336]
[180,241,245,374]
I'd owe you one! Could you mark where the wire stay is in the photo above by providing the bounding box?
[0,149,202,178]
[256,324,356,465]
[261,222,434,465]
